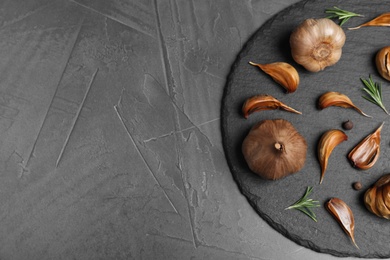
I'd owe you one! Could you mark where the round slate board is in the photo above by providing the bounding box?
[222,0,390,258]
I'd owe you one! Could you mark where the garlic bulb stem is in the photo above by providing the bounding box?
[274,142,283,152]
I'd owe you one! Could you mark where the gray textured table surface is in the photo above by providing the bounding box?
[0,0,388,259]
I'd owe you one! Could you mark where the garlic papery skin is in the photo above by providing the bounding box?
[376,46,390,81]
[290,18,346,72]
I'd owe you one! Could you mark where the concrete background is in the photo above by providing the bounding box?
[0,0,388,259]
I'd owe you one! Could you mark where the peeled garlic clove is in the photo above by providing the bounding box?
[317,129,348,184]
[364,173,390,219]
[242,119,307,180]
[348,123,384,170]
[242,94,302,118]
[349,12,390,30]
[290,18,346,72]
[375,46,390,81]
[326,198,358,249]
[318,91,371,118]
[249,61,299,93]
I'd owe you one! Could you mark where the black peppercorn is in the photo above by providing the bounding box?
[342,120,353,130]
[353,181,362,190]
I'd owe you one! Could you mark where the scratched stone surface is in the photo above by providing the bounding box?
[0,0,387,259]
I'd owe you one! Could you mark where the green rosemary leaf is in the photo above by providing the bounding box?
[296,207,318,222]
[325,6,363,26]
[339,17,350,26]
[362,95,377,106]
[361,75,389,115]
[285,186,320,222]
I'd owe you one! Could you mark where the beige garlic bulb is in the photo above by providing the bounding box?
[242,119,307,180]
[290,18,346,72]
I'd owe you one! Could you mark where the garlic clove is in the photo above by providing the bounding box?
[318,91,371,118]
[242,119,307,180]
[383,183,390,212]
[242,94,302,118]
[349,12,390,30]
[249,61,299,93]
[376,186,390,219]
[326,198,358,249]
[317,129,348,184]
[290,18,346,72]
[364,185,381,217]
[375,46,390,81]
[364,173,390,219]
[348,123,384,170]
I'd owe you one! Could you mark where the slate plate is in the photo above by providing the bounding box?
[222,0,390,258]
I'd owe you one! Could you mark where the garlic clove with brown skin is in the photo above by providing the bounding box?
[249,61,299,93]
[383,183,390,210]
[317,129,348,184]
[242,94,302,118]
[318,91,371,118]
[349,13,390,30]
[290,18,346,72]
[348,122,384,170]
[242,119,307,180]
[375,46,390,81]
[326,198,358,249]
[364,173,390,219]
[364,184,381,217]
[376,186,390,218]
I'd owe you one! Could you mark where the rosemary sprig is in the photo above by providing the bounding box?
[361,75,389,115]
[285,186,320,222]
[325,6,363,26]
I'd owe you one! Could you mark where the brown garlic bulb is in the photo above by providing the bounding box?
[242,119,307,180]
[290,18,346,72]
[364,173,390,219]
[376,46,390,81]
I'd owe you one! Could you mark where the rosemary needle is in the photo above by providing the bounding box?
[325,6,363,26]
[285,186,320,222]
[361,75,389,115]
